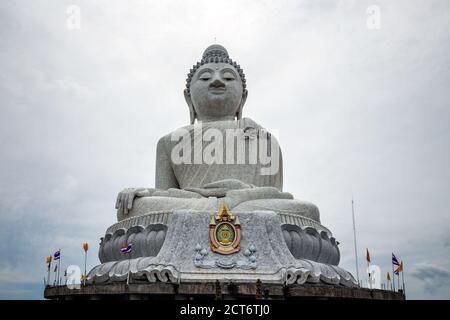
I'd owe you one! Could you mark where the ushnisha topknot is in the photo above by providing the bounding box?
[185,44,247,96]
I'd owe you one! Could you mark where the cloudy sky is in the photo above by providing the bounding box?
[1,0,449,299]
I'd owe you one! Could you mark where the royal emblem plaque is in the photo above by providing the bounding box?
[209,203,241,255]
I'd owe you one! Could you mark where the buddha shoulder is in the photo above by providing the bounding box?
[157,118,268,140]
[156,124,195,148]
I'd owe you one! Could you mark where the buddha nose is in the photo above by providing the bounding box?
[209,78,225,88]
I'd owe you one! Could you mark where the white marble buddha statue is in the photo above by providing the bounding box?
[115,45,320,223]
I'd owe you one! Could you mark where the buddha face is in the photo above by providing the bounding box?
[187,63,247,122]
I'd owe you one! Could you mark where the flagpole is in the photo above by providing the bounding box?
[391,254,396,292]
[386,274,389,291]
[401,271,405,292]
[57,248,61,286]
[366,250,372,290]
[84,249,87,286]
[402,264,406,296]
[53,262,57,286]
[46,257,51,287]
[351,198,360,286]
[390,275,393,291]
[387,272,391,291]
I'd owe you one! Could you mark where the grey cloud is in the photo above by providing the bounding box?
[411,263,450,294]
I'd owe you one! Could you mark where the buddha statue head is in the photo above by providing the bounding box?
[184,45,248,124]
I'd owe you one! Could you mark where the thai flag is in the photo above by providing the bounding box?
[392,253,400,266]
[121,244,132,254]
[54,250,61,260]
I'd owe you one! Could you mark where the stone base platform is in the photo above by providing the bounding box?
[89,210,356,287]
[44,282,405,300]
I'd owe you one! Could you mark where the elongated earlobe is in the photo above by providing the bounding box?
[236,89,248,120]
[184,89,196,124]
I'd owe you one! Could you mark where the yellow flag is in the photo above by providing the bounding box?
[46,256,52,264]
[366,248,371,263]
[83,243,89,252]
[395,261,404,273]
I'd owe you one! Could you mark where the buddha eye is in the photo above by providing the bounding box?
[199,72,212,80]
[222,72,236,81]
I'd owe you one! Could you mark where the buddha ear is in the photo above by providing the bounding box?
[236,89,248,120]
[184,89,196,124]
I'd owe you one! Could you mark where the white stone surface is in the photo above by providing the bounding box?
[88,210,356,287]
[92,45,358,289]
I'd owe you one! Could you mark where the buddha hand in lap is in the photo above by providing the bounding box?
[115,45,320,223]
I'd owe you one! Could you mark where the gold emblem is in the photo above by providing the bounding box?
[210,202,241,255]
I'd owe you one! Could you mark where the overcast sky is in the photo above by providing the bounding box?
[0,0,449,299]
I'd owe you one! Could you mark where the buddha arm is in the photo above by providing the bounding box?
[155,136,180,190]
[277,148,284,191]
